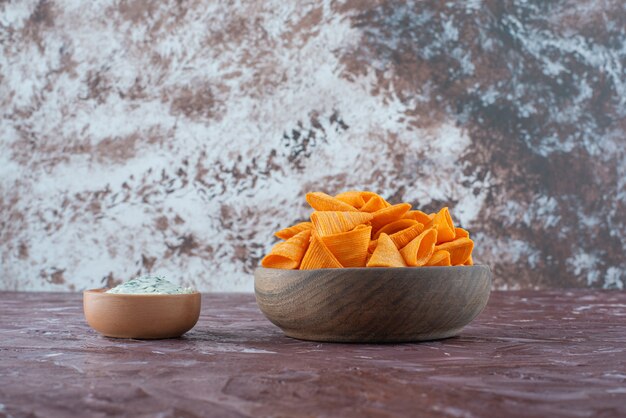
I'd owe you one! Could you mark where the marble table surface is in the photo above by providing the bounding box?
[0,291,625,418]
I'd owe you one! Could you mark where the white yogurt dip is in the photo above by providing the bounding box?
[106,276,195,295]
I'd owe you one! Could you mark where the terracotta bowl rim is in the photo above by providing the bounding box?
[83,288,201,297]
[256,264,490,273]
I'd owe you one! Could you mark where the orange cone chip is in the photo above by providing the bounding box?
[321,226,371,267]
[334,191,367,209]
[428,207,456,244]
[425,250,452,266]
[360,195,389,212]
[274,221,313,240]
[367,221,425,253]
[455,227,469,238]
[402,210,433,225]
[370,203,412,232]
[367,233,407,267]
[300,232,343,269]
[400,228,438,267]
[435,237,474,265]
[263,191,476,270]
[261,229,312,269]
[306,192,358,212]
[388,223,424,249]
[311,211,374,236]
[359,191,383,203]
[373,219,419,240]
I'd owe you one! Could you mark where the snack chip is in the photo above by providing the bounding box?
[425,250,452,267]
[399,228,438,267]
[274,221,313,240]
[321,225,371,267]
[299,232,342,269]
[366,233,407,268]
[311,211,373,236]
[261,229,311,269]
[263,191,476,269]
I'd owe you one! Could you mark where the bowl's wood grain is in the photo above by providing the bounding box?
[255,266,491,343]
[83,289,201,339]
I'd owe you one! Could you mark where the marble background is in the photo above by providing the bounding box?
[1,0,625,292]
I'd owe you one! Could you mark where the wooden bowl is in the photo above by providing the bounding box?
[255,265,491,343]
[83,289,201,339]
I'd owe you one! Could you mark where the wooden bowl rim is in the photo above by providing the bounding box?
[83,288,201,298]
[256,264,491,274]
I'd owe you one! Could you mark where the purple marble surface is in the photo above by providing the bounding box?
[1,1,625,291]
[1,291,625,417]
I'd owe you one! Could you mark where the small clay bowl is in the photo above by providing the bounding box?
[254,265,491,343]
[83,289,201,339]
